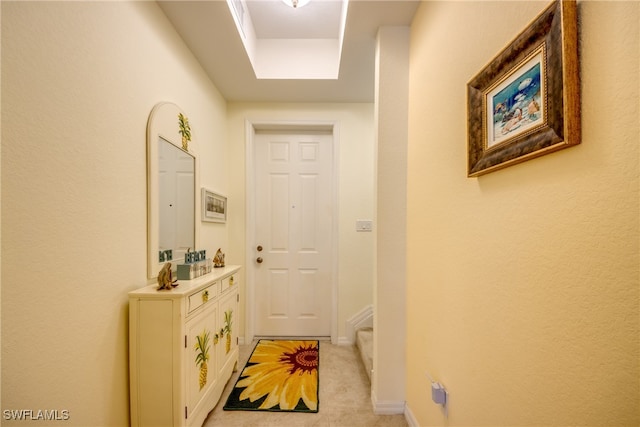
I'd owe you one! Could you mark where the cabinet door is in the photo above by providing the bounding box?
[218,289,238,374]
[132,299,177,427]
[185,302,218,419]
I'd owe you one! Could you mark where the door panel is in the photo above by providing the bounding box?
[185,303,218,417]
[253,132,333,336]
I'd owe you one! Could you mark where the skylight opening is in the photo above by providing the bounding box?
[227,0,349,80]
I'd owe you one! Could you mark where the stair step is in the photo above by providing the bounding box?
[355,327,373,382]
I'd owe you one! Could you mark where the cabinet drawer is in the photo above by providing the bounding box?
[187,283,218,314]
[220,274,237,294]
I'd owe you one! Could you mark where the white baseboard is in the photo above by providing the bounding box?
[373,399,406,415]
[371,391,405,415]
[345,304,374,344]
[404,404,419,427]
[337,336,351,345]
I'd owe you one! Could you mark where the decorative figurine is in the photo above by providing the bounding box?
[213,248,225,268]
[157,262,178,290]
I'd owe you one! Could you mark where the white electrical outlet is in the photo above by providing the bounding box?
[431,382,447,405]
[426,372,447,406]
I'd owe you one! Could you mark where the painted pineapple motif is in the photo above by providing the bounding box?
[178,113,191,151]
[223,310,233,354]
[194,330,210,390]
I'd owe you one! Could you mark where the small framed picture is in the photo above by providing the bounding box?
[201,188,227,223]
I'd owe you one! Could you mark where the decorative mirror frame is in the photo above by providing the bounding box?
[147,102,200,280]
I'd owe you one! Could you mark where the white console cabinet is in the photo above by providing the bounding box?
[129,265,241,427]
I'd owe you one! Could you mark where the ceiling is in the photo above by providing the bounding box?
[158,0,419,103]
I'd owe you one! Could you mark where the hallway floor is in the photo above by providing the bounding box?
[203,340,408,427]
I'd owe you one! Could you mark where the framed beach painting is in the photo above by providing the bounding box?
[467,0,580,177]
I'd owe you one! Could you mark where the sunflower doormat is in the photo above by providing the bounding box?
[223,339,319,413]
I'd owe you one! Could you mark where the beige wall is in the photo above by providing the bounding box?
[1,2,228,425]
[406,1,639,426]
[226,102,375,341]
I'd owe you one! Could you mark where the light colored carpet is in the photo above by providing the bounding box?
[203,340,407,427]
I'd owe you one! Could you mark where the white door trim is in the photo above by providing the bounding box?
[245,119,340,344]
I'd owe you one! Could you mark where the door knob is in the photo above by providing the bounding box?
[257,245,263,252]
[256,257,263,264]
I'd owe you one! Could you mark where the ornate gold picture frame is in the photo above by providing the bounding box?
[467,0,580,177]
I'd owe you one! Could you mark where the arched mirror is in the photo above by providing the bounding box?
[147,102,198,279]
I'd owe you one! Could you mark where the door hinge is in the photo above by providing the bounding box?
[185,406,188,419]
[185,335,187,348]
[237,294,239,302]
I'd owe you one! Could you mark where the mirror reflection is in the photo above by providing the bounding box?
[147,101,198,279]
[158,136,195,264]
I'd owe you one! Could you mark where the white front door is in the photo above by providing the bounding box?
[252,131,334,337]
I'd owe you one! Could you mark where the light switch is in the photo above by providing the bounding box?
[356,220,373,232]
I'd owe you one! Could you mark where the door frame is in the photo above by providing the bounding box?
[245,119,340,344]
